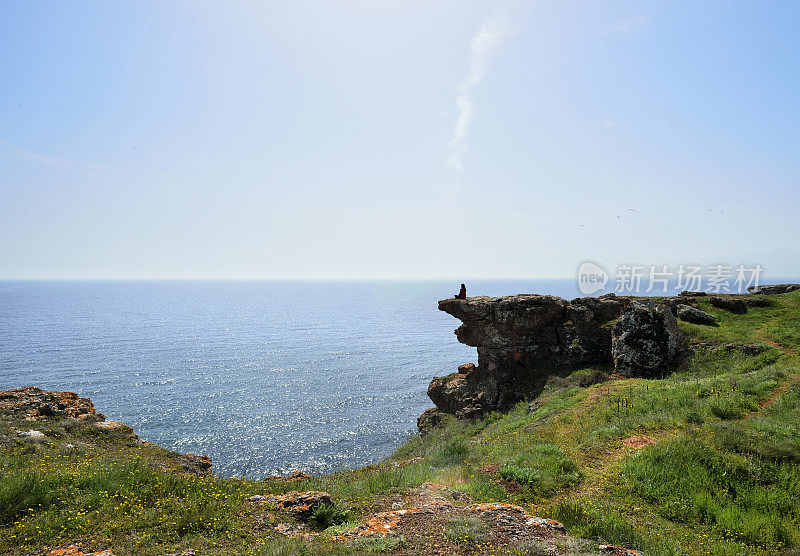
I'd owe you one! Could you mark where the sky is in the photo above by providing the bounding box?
[1,0,799,280]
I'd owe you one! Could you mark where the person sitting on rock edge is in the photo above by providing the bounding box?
[455,283,467,299]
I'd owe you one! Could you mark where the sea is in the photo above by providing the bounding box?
[0,277,743,478]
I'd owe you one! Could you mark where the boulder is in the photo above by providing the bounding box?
[677,304,717,326]
[709,296,747,314]
[427,371,499,419]
[747,284,800,295]
[417,408,445,434]
[176,453,213,476]
[662,296,698,315]
[262,470,314,483]
[611,303,681,377]
[16,429,46,440]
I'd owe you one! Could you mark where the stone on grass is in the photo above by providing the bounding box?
[677,304,717,325]
[709,296,747,313]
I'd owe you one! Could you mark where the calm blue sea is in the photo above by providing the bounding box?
[0,279,585,478]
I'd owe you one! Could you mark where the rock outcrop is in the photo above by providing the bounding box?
[427,294,683,421]
[251,491,333,521]
[709,296,748,314]
[0,386,102,421]
[611,303,681,377]
[748,284,800,295]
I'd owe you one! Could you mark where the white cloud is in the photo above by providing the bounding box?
[447,13,510,174]
[0,140,103,180]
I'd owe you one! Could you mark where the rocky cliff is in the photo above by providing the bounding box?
[421,293,684,427]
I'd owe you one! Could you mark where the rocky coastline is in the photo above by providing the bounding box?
[419,286,795,428]
[0,386,213,477]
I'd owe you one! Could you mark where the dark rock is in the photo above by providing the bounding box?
[709,296,748,313]
[611,303,680,377]
[679,290,707,297]
[417,408,445,434]
[744,297,773,308]
[260,471,313,483]
[677,304,717,326]
[747,284,800,295]
[427,371,500,419]
[429,294,688,419]
[434,294,634,416]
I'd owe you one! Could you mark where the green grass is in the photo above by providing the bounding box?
[622,436,800,550]
[499,444,582,494]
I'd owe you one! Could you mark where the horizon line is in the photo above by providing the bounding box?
[0,275,579,282]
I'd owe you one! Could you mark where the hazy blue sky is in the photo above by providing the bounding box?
[2,1,799,279]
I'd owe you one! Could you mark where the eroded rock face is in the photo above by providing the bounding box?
[612,303,680,378]
[428,294,683,423]
[175,453,213,476]
[427,372,500,419]
[438,294,632,371]
[429,294,636,420]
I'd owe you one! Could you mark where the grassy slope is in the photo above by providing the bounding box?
[1,292,799,555]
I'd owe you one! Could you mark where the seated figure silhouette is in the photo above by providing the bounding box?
[454,283,467,299]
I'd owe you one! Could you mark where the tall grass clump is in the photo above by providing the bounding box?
[622,437,800,549]
[499,444,582,495]
[0,470,60,524]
